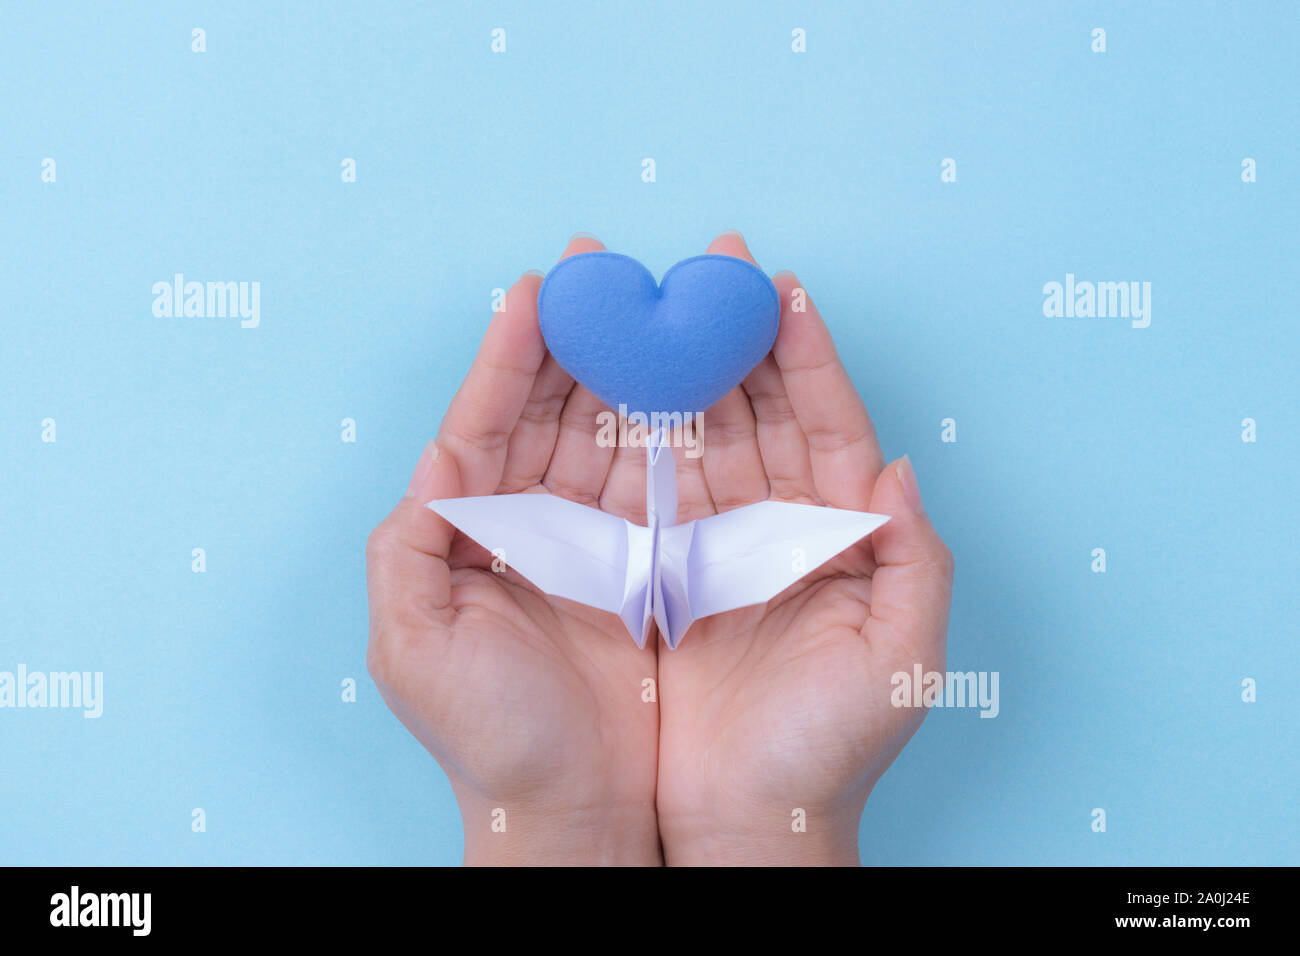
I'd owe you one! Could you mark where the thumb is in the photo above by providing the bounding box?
[863,456,954,670]
[365,440,463,643]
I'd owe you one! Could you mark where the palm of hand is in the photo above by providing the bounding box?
[430,554,657,807]
[658,551,921,830]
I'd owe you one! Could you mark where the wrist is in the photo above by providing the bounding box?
[658,801,863,866]
[458,794,662,866]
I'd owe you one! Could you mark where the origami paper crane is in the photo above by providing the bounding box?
[427,428,888,648]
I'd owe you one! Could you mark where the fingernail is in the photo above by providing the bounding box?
[772,269,796,279]
[521,269,545,278]
[720,229,746,240]
[405,440,439,498]
[568,232,596,243]
[897,455,924,514]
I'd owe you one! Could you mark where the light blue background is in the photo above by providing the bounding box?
[2,1,1296,865]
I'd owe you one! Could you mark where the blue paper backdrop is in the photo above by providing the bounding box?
[2,0,1296,865]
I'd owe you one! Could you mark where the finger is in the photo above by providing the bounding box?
[698,385,768,511]
[712,232,819,504]
[496,235,607,492]
[497,352,573,492]
[706,229,757,263]
[366,440,461,645]
[598,416,651,524]
[863,456,953,669]
[672,433,716,523]
[770,272,886,512]
[742,354,819,504]
[562,233,606,258]
[695,232,771,513]
[436,271,547,495]
[542,385,616,506]
[551,233,647,521]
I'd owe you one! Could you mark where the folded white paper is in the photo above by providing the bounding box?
[427,429,889,648]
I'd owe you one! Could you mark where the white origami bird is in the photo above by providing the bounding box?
[427,428,888,648]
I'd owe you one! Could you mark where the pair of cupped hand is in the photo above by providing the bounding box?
[365,232,953,865]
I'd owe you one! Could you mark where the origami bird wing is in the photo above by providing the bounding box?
[426,493,660,647]
[427,428,888,648]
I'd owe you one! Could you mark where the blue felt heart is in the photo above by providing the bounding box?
[538,252,780,418]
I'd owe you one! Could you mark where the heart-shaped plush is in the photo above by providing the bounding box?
[538,252,780,417]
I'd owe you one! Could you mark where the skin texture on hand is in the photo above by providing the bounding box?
[364,232,954,866]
